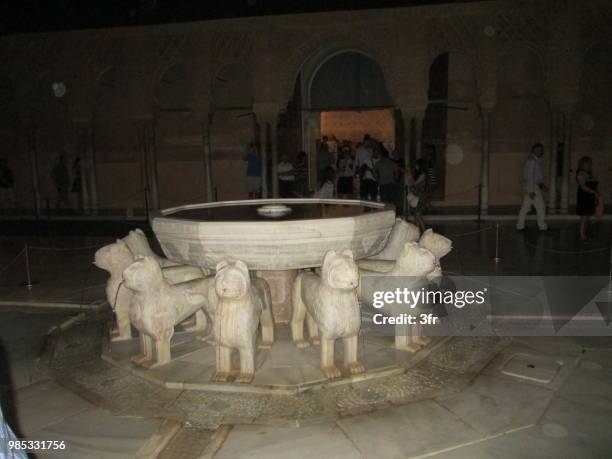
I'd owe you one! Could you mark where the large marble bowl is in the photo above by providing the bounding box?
[151,199,395,270]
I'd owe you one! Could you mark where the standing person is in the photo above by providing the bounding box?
[575,156,600,241]
[409,158,428,233]
[316,137,333,186]
[516,143,548,231]
[355,136,378,201]
[313,167,335,199]
[1,404,27,459]
[327,135,338,158]
[336,146,355,198]
[51,155,71,212]
[423,144,438,197]
[71,157,83,213]
[243,143,262,199]
[277,153,295,198]
[375,149,398,204]
[0,158,15,211]
[294,151,308,197]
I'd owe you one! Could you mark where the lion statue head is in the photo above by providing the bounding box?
[321,249,359,290]
[215,260,251,299]
[122,256,163,293]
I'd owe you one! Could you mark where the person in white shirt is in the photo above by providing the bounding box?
[313,167,335,199]
[277,154,295,198]
[516,143,548,231]
[355,135,378,201]
[337,146,355,197]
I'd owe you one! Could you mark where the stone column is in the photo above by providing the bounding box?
[547,110,560,213]
[87,122,99,214]
[413,114,424,160]
[479,107,492,215]
[24,120,42,216]
[254,103,280,198]
[134,115,159,211]
[307,112,321,190]
[559,108,574,214]
[198,113,214,202]
[72,118,91,214]
[398,106,426,217]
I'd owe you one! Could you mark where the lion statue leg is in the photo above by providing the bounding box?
[321,338,341,379]
[306,312,320,346]
[411,322,431,346]
[235,346,255,383]
[394,323,422,353]
[258,283,274,349]
[132,333,153,365]
[290,276,310,349]
[112,300,132,341]
[213,344,232,382]
[151,336,171,367]
[343,335,365,375]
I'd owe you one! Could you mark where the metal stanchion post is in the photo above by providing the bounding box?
[492,222,502,263]
[608,244,612,294]
[21,244,36,289]
[476,183,482,224]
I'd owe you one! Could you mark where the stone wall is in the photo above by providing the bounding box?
[0,0,610,213]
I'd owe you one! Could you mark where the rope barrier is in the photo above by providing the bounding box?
[0,247,25,276]
[499,225,609,255]
[28,244,104,251]
[97,188,145,207]
[445,226,493,238]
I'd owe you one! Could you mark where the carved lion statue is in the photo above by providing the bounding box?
[212,260,274,384]
[123,228,179,268]
[360,219,420,266]
[94,239,134,341]
[95,236,210,341]
[291,249,364,379]
[359,242,437,352]
[418,229,452,284]
[122,256,213,368]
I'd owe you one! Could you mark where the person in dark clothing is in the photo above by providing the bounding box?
[575,156,600,241]
[374,149,398,204]
[316,137,333,187]
[0,158,15,210]
[51,155,71,211]
[243,144,262,198]
[294,151,309,197]
[71,157,83,212]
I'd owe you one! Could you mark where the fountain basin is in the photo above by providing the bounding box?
[151,199,395,270]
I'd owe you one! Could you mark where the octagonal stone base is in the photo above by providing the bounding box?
[101,326,446,395]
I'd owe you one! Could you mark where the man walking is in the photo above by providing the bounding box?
[516,143,548,231]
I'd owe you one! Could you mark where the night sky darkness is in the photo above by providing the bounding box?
[0,0,483,35]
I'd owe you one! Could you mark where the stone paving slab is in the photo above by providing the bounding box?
[11,380,95,436]
[31,408,164,459]
[216,423,361,459]
[482,343,579,391]
[435,374,553,436]
[101,328,410,394]
[337,400,481,458]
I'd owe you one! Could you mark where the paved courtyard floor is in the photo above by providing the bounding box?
[0,220,610,458]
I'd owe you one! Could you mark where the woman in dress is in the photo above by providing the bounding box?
[575,156,600,241]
